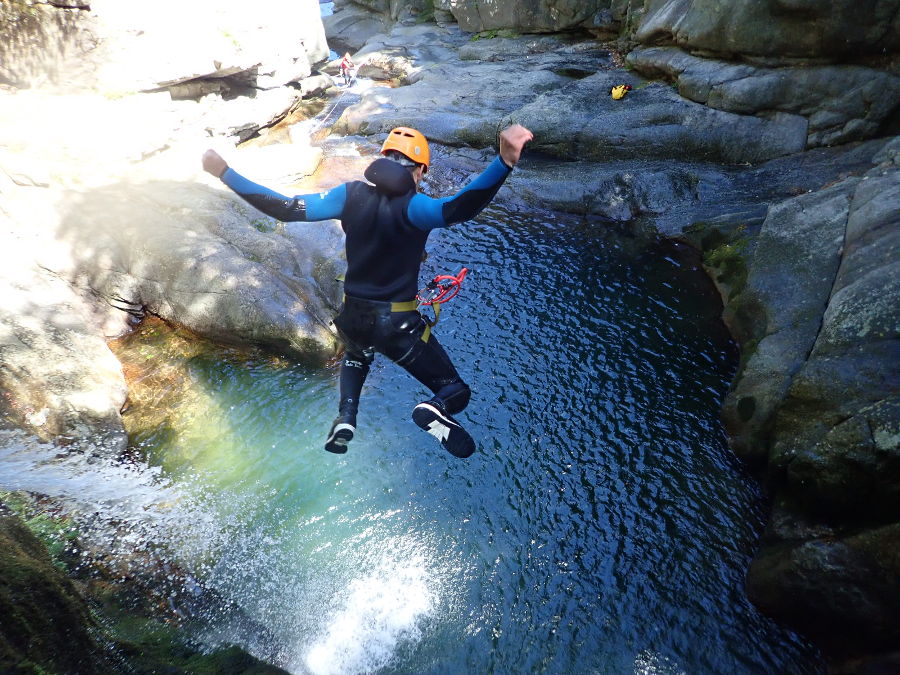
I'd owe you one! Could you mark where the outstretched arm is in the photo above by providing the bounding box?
[407,124,533,230]
[201,149,346,222]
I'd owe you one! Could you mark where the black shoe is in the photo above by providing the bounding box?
[412,401,475,458]
[325,414,356,454]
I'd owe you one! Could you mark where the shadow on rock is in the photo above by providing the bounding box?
[53,179,345,366]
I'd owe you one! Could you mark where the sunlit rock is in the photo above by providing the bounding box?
[0,0,329,95]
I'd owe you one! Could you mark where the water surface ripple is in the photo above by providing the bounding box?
[3,207,822,674]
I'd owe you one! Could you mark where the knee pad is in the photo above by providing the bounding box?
[438,381,471,415]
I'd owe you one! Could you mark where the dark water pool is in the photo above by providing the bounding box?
[111,205,822,673]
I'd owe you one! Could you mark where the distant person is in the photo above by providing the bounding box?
[339,52,354,85]
[201,124,534,458]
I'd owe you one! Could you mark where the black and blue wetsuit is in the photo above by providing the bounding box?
[219,154,513,426]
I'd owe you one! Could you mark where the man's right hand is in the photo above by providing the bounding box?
[499,124,534,168]
[202,149,228,178]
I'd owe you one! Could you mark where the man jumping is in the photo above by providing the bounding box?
[202,124,533,458]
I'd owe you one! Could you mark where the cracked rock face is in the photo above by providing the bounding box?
[719,139,900,661]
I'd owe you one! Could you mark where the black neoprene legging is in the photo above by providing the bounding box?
[333,296,471,417]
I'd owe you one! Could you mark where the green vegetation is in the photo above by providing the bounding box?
[703,237,747,266]
[0,492,78,573]
[251,218,276,233]
[1,495,288,673]
[108,611,287,674]
[703,235,749,299]
[415,0,435,24]
[0,502,112,674]
[685,221,752,300]
[470,28,521,41]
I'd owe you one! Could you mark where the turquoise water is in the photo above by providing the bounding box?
[119,206,821,673]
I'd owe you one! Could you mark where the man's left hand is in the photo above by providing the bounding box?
[202,149,228,178]
[499,124,534,167]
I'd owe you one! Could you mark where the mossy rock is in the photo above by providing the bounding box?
[1,496,288,674]
[0,503,115,674]
[113,617,288,674]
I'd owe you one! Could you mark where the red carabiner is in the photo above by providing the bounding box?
[417,267,468,305]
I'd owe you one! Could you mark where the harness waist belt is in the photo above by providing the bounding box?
[343,294,418,313]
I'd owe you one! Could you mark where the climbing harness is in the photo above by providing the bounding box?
[416,267,468,326]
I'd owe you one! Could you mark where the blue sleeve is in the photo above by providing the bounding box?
[406,156,512,231]
[220,167,347,222]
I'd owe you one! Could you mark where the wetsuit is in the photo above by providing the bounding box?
[219,154,513,433]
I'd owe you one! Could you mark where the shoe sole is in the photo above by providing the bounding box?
[324,423,354,454]
[412,403,475,459]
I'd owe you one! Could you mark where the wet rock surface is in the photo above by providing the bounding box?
[696,139,900,665]
[0,493,290,674]
[0,501,116,673]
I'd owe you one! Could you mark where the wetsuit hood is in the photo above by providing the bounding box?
[364,157,416,197]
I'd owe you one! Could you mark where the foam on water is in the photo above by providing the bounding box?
[301,548,437,675]
[0,429,245,582]
[0,430,181,520]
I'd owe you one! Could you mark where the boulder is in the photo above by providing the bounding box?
[0,0,329,94]
[635,0,900,60]
[51,171,344,363]
[720,180,858,464]
[329,0,647,34]
[344,0,434,22]
[767,157,900,520]
[747,524,900,660]
[714,139,900,663]
[627,47,900,148]
[324,2,392,52]
[0,503,116,673]
[435,0,644,34]
[0,88,344,448]
[435,0,606,33]
[509,158,707,223]
[0,162,129,449]
[0,253,129,450]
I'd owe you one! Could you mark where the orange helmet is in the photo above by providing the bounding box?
[381,127,429,172]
